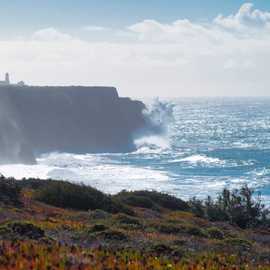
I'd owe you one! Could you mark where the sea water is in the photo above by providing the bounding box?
[1,97,270,204]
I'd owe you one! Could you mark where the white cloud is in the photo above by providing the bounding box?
[214,3,270,31]
[2,3,270,97]
[127,19,218,43]
[82,25,108,31]
[32,28,74,42]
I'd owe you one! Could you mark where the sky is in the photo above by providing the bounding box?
[1,1,270,97]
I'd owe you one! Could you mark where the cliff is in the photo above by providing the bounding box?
[0,85,147,164]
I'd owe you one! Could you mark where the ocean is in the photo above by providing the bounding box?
[1,97,270,204]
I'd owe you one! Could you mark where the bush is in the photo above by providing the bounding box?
[88,224,108,233]
[101,229,127,241]
[222,238,253,251]
[35,180,131,214]
[0,177,21,206]
[89,209,111,220]
[116,193,155,209]
[189,197,205,218]
[158,223,183,234]
[150,243,173,254]
[185,225,208,238]
[0,221,44,240]
[114,190,189,211]
[114,213,141,225]
[189,185,270,229]
[206,227,225,240]
[18,178,48,190]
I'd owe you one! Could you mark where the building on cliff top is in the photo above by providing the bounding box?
[0,73,25,86]
[0,73,10,85]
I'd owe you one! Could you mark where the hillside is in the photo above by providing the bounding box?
[0,177,269,269]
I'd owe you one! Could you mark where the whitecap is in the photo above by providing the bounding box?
[134,135,170,154]
[0,163,52,179]
[0,152,175,195]
[47,168,79,180]
[179,154,225,166]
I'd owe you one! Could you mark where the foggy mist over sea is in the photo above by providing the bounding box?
[1,97,270,204]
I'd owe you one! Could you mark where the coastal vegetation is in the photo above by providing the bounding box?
[189,185,269,229]
[0,176,269,269]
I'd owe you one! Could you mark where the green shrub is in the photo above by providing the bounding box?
[206,227,225,240]
[0,177,21,206]
[116,193,155,209]
[100,229,127,241]
[185,225,208,238]
[188,197,205,218]
[189,185,269,229]
[35,180,131,214]
[150,243,174,255]
[18,178,48,190]
[89,209,111,220]
[222,238,253,251]
[114,190,189,211]
[158,223,183,234]
[88,224,108,233]
[114,213,141,225]
[0,221,44,240]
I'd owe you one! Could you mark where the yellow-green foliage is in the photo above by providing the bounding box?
[0,241,268,270]
[0,178,269,269]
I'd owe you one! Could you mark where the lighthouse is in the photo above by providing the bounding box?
[5,73,10,84]
[0,73,10,85]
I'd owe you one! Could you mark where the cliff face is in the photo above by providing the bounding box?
[0,86,147,164]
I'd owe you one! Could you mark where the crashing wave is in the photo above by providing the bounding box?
[142,98,175,135]
[179,154,225,166]
[134,136,170,154]
[133,98,175,153]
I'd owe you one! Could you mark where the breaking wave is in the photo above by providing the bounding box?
[142,98,175,135]
[179,155,225,166]
[134,98,175,154]
[0,152,174,195]
[134,136,170,154]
